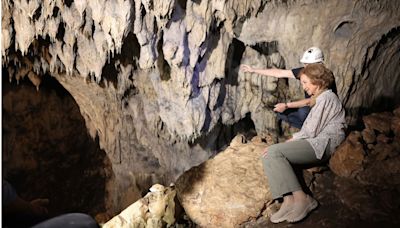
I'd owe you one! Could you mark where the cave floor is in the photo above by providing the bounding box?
[241,170,400,228]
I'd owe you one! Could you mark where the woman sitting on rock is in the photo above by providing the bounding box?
[261,63,346,223]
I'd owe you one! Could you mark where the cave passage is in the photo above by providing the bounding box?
[2,71,111,222]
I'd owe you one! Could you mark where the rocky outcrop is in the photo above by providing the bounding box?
[102,184,176,228]
[102,134,276,227]
[329,108,400,220]
[175,134,274,227]
[329,131,365,178]
[330,108,400,184]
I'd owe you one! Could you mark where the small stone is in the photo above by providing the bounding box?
[361,128,376,144]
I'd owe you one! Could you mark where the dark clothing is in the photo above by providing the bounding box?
[32,213,99,228]
[278,67,310,128]
[291,67,310,98]
[277,106,311,129]
[291,67,303,79]
[3,180,18,206]
[2,180,98,228]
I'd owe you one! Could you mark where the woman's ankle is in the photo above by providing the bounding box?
[292,190,308,203]
[282,195,294,206]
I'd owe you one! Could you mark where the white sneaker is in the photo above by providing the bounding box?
[286,195,318,223]
[270,203,293,223]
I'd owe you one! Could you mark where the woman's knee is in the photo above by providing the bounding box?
[264,144,282,159]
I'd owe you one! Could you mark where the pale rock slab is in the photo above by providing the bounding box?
[103,184,176,228]
[176,135,274,227]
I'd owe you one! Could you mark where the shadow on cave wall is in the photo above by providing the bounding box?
[2,70,112,218]
[344,26,400,128]
[191,113,257,155]
[190,37,258,154]
[192,39,288,156]
[346,95,400,132]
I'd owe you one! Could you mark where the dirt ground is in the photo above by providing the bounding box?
[240,170,400,228]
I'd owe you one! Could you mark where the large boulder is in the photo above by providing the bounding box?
[362,112,393,135]
[175,135,273,227]
[329,131,365,178]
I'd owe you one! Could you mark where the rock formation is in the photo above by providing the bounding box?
[175,134,274,227]
[103,184,176,228]
[330,108,400,186]
[2,0,400,216]
[329,108,400,222]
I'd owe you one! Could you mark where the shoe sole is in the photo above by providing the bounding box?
[270,208,293,224]
[270,213,290,223]
[286,199,318,223]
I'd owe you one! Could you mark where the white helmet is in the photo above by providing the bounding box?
[300,47,324,63]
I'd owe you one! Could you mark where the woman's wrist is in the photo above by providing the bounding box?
[285,102,289,109]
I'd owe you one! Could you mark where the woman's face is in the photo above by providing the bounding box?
[300,73,320,96]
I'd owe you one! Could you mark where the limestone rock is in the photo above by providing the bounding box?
[361,128,376,144]
[176,134,272,227]
[103,184,176,228]
[329,131,365,178]
[394,107,400,117]
[376,134,391,144]
[371,143,396,161]
[391,116,400,136]
[363,112,393,135]
[331,109,400,188]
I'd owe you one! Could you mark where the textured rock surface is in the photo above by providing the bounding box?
[103,184,176,228]
[239,1,400,123]
[363,112,393,135]
[329,131,365,178]
[2,0,400,214]
[113,121,400,227]
[330,110,400,187]
[175,135,273,227]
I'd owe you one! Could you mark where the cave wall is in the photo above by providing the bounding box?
[238,0,400,123]
[2,0,400,214]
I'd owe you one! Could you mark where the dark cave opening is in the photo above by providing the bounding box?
[157,32,172,81]
[2,70,111,225]
[98,32,141,89]
[191,112,257,154]
[225,38,245,86]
